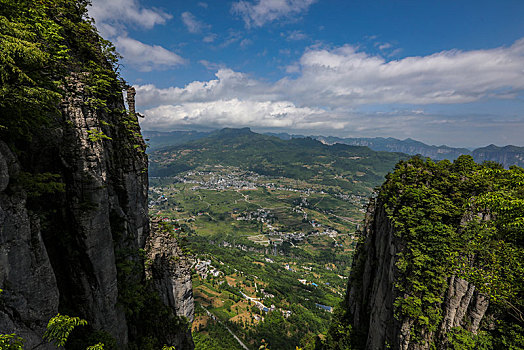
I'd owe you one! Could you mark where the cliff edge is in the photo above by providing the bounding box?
[324,156,523,349]
[0,1,194,348]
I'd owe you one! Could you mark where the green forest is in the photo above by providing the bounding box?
[324,156,524,349]
[149,127,406,196]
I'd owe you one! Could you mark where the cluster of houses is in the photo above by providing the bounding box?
[173,169,261,191]
[194,259,222,279]
[236,208,275,222]
[148,192,168,208]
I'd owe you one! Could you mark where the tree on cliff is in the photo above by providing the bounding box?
[323,156,523,349]
[0,0,120,145]
[0,1,191,349]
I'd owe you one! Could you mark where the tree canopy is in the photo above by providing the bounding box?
[324,156,524,349]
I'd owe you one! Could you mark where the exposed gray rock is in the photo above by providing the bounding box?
[145,219,195,348]
[0,141,58,350]
[345,199,490,350]
[0,72,193,348]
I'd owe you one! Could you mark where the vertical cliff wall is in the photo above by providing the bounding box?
[0,74,194,349]
[343,201,489,349]
[0,142,59,350]
[0,2,195,348]
[326,156,523,349]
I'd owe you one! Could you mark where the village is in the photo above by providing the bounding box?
[148,165,360,345]
[193,257,333,322]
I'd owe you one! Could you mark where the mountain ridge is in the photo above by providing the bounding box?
[144,129,524,168]
[148,128,407,197]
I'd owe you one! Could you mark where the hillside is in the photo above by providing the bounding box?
[149,128,407,196]
[143,130,211,150]
[323,156,524,349]
[145,129,524,168]
[147,128,409,349]
[315,136,471,161]
[320,137,524,168]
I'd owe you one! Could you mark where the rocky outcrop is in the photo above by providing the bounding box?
[344,200,489,350]
[472,144,524,168]
[145,219,195,348]
[0,142,58,350]
[0,73,193,348]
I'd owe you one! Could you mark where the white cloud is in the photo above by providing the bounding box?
[181,12,209,34]
[219,31,244,48]
[232,0,316,28]
[115,37,186,72]
[199,60,225,71]
[203,33,218,43]
[240,38,253,48]
[286,30,308,41]
[140,99,341,131]
[89,0,171,36]
[88,0,187,72]
[139,40,524,106]
[135,39,524,144]
[135,69,278,105]
[283,39,524,105]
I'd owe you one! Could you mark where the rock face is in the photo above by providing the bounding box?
[0,74,193,348]
[0,142,58,350]
[344,200,489,350]
[145,219,195,348]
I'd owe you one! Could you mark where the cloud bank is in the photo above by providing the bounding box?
[114,37,186,72]
[181,12,209,34]
[136,39,524,146]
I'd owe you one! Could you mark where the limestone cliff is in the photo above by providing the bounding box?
[0,1,195,348]
[326,156,523,349]
[342,201,489,350]
[144,219,195,347]
[0,77,194,348]
[0,142,59,350]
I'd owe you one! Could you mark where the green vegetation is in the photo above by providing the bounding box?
[148,129,409,349]
[0,334,24,350]
[0,313,99,350]
[0,0,122,146]
[44,314,88,347]
[149,128,406,196]
[0,1,170,349]
[150,167,369,348]
[326,156,524,349]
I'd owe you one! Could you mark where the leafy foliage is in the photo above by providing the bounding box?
[16,171,65,197]
[43,313,88,347]
[0,0,124,147]
[0,334,24,350]
[325,156,524,348]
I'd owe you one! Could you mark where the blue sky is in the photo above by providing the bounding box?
[89,0,524,148]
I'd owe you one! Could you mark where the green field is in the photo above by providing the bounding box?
[147,130,405,349]
[149,165,364,350]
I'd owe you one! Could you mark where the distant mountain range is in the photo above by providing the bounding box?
[143,130,210,150]
[311,136,524,168]
[144,129,524,168]
[148,128,406,195]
